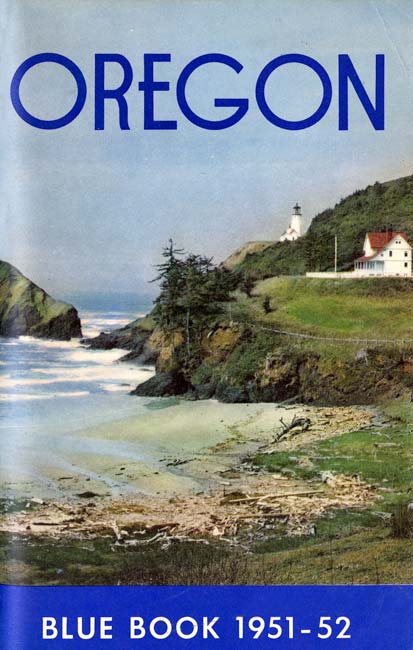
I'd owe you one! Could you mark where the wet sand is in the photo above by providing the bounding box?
[0,399,374,502]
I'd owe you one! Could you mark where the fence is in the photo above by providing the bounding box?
[228,319,413,347]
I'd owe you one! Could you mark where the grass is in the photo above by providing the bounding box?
[248,401,413,582]
[213,278,413,384]
[232,276,413,340]
[2,522,412,586]
[255,417,412,504]
[0,534,266,586]
[218,329,276,384]
[255,428,412,495]
[259,529,413,584]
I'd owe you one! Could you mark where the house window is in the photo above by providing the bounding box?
[405,262,409,268]
[389,251,393,257]
[405,252,409,257]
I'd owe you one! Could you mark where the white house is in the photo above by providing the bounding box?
[353,231,412,277]
[279,203,304,242]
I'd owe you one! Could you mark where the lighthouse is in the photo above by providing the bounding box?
[279,203,304,242]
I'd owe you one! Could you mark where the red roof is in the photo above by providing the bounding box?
[354,231,410,263]
[354,255,375,262]
[367,231,408,251]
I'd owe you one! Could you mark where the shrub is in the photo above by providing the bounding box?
[262,296,272,314]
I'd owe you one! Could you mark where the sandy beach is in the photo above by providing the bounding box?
[1,399,280,500]
[1,398,374,503]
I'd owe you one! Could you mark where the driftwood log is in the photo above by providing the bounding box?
[274,415,312,442]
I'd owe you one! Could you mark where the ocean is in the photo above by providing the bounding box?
[0,295,321,505]
[0,294,158,496]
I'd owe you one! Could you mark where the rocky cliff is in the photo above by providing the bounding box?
[85,304,413,406]
[131,274,413,405]
[82,313,159,364]
[132,320,413,406]
[0,260,81,340]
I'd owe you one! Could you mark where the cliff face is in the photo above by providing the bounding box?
[85,305,413,406]
[0,261,81,340]
[132,321,413,406]
[131,275,413,405]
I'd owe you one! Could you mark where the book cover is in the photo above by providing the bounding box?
[0,0,412,647]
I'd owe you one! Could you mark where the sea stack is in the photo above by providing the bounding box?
[0,260,81,340]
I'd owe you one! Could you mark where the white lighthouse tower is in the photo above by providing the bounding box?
[279,203,304,242]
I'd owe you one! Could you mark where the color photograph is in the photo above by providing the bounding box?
[0,0,412,588]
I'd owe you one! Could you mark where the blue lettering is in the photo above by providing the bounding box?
[138,54,177,130]
[10,53,87,130]
[95,54,133,130]
[8,52,386,132]
[256,53,332,130]
[338,54,384,130]
[176,54,248,130]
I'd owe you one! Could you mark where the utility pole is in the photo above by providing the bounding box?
[334,235,338,273]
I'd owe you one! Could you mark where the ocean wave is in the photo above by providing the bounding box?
[3,338,129,364]
[82,318,132,326]
[17,336,78,349]
[65,348,127,364]
[99,383,133,392]
[0,390,90,401]
[0,311,154,404]
[82,311,146,319]
[0,362,154,393]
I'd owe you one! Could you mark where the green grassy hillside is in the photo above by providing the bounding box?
[229,238,307,278]
[236,276,413,340]
[230,174,413,279]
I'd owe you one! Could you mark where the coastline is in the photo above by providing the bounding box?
[2,397,411,586]
[0,400,374,537]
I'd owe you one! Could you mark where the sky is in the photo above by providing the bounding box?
[0,0,413,300]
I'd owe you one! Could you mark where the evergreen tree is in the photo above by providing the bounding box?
[152,239,185,350]
[152,243,236,371]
